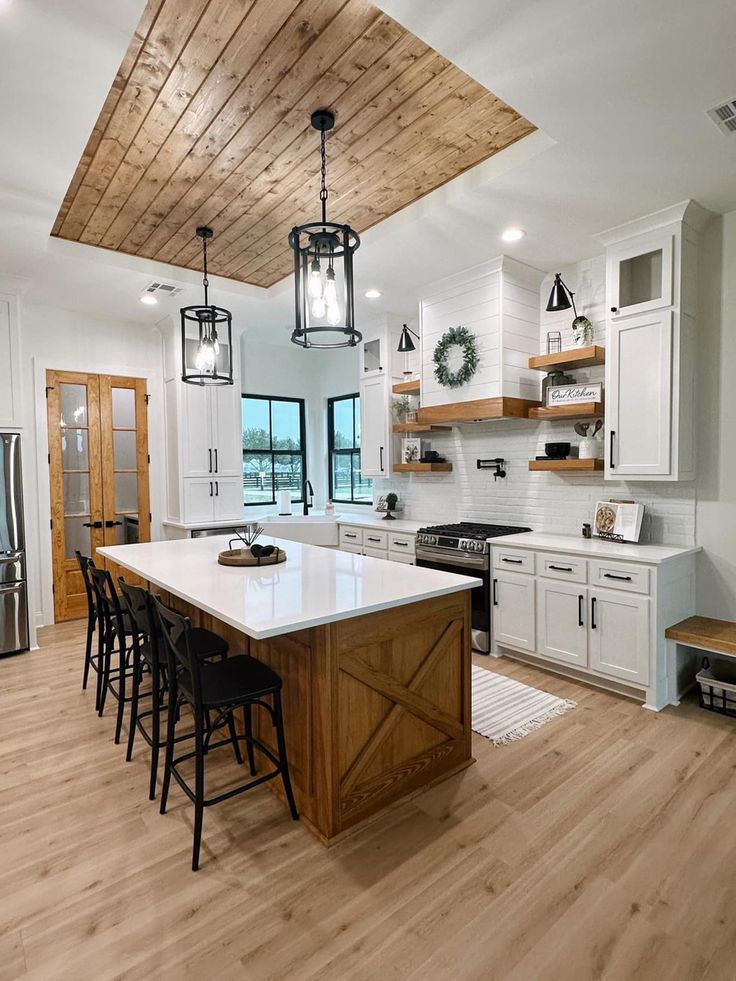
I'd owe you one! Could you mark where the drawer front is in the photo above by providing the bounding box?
[589,560,650,594]
[340,543,362,555]
[363,529,388,550]
[362,546,388,560]
[388,532,415,555]
[539,553,587,584]
[389,552,415,565]
[339,525,364,547]
[493,548,535,575]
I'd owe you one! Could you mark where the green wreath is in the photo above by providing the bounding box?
[433,325,479,388]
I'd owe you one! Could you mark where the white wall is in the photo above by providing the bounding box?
[20,304,165,631]
[695,212,736,617]
[240,337,359,508]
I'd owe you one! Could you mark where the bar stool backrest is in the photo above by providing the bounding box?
[89,565,126,640]
[118,578,159,663]
[154,598,201,708]
[75,551,97,618]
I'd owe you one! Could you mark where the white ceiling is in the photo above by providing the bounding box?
[1,0,736,343]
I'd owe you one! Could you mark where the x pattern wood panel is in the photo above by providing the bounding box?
[52,0,535,288]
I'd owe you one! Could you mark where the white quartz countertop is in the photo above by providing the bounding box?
[161,513,423,534]
[98,535,477,640]
[336,514,423,534]
[489,532,700,565]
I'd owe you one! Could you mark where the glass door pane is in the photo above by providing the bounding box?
[100,376,150,547]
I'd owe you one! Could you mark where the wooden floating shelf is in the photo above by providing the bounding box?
[392,423,451,434]
[528,458,604,472]
[528,401,605,420]
[528,345,606,372]
[392,379,421,395]
[393,463,453,473]
[417,396,540,425]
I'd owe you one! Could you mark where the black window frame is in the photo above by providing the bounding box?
[327,393,372,505]
[242,393,307,508]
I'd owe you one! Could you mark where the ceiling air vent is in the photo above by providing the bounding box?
[143,280,184,298]
[707,99,736,134]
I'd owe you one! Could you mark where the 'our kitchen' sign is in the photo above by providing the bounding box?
[546,383,602,407]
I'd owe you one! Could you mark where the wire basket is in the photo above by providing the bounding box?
[696,656,736,719]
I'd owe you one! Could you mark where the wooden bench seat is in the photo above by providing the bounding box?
[665,616,736,657]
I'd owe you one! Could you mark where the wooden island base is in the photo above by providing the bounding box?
[163,590,474,844]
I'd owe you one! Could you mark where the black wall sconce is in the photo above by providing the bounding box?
[477,458,506,480]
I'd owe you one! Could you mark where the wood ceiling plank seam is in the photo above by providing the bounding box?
[95,0,304,252]
[218,70,485,279]
[83,0,261,248]
[190,44,448,271]
[168,14,417,268]
[233,87,521,283]
[60,0,212,241]
[117,0,354,257]
[211,62,473,277]
[146,0,381,264]
[76,0,219,245]
[51,0,165,236]
[254,115,535,286]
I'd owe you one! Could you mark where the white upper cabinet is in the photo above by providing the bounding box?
[0,294,21,429]
[360,374,389,477]
[597,200,709,482]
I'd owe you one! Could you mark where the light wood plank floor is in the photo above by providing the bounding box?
[2,622,736,980]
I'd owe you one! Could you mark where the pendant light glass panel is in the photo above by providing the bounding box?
[180,227,234,386]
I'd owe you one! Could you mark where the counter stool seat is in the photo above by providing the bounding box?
[195,655,282,707]
[140,627,227,666]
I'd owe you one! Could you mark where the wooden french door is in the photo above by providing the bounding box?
[47,371,150,621]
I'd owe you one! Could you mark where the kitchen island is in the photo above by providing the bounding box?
[98,535,478,844]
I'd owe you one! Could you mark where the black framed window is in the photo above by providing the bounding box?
[242,394,307,507]
[328,394,372,504]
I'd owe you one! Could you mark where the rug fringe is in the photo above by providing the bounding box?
[490,700,577,746]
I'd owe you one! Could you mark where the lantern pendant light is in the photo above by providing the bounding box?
[289,110,361,349]
[180,226,234,386]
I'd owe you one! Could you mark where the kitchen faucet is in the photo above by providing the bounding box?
[303,479,314,516]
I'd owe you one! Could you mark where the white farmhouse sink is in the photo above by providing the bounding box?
[260,513,341,548]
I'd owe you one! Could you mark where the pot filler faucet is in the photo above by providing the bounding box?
[303,479,314,516]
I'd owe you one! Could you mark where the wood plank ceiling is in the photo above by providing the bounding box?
[52,0,535,289]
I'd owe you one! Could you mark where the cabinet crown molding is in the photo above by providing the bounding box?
[596,200,713,247]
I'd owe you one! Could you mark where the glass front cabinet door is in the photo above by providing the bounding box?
[606,230,673,319]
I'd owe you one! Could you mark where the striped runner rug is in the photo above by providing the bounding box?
[472,665,577,745]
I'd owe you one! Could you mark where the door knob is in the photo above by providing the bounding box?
[82,521,103,529]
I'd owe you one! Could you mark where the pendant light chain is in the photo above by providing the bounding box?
[201,233,210,307]
[320,127,328,226]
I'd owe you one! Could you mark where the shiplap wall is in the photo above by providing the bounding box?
[379,254,696,546]
[420,256,544,406]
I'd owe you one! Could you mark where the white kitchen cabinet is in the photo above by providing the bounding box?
[360,374,390,477]
[607,229,673,318]
[182,383,241,479]
[606,310,673,476]
[0,294,21,428]
[589,588,650,686]
[492,572,536,653]
[181,477,243,524]
[340,543,363,555]
[536,579,588,668]
[362,546,388,561]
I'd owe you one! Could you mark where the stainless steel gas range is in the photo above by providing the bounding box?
[415,521,530,653]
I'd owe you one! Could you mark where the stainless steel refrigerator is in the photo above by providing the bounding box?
[0,434,28,655]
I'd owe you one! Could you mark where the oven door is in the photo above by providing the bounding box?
[415,544,490,653]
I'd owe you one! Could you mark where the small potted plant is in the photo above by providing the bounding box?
[383,491,399,520]
[391,395,412,424]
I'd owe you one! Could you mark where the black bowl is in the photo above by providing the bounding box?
[545,441,570,459]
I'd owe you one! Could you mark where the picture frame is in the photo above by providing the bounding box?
[546,382,602,407]
[402,437,422,463]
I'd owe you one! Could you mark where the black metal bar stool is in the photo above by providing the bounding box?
[155,599,299,871]
[75,551,100,708]
[89,565,141,745]
[117,579,231,800]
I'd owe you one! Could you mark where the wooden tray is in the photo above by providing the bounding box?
[218,547,287,567]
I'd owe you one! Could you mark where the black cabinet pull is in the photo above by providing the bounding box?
[502,557,523,564]
[379,446,384,471]
[609,430,616,469]
[208,449,212,473]
[392,540,408,547]
[82,521,103,529]
[344,533,357,539]
[578,594,584,627]
[215,481,219,497]
[209,481,213,497]
[591,596,597,629]
[492,578,498,606]
[367,536,381,543]
[610,306,618,313]
[549,564,573,572]
[604,572,632,582]
[214,448,218,473]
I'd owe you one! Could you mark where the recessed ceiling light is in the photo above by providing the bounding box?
[501,227,525,243]
[365,288,382,299]
[140,294,158,305]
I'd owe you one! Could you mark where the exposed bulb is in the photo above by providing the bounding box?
[326,301,341,326]
[195,339,216,373]
[312,295,326,318]
[308,258,322,299]
[324,266,337,306]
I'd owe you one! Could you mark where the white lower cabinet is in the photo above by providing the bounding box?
[362,546,388,560]
[536,579,588,668]
[493,572,536,653]
[337,523,415,563]
[182,477,243,524]
[589,588,650,686]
